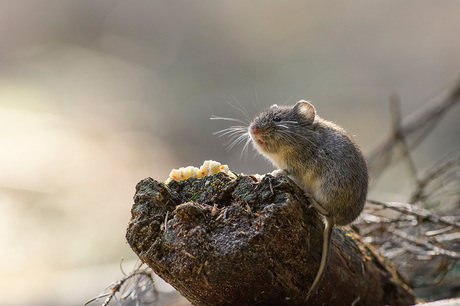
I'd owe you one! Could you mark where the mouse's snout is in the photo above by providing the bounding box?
[249,124,267,150]
[250,125,261,136]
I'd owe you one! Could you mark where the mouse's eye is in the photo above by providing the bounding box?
[273,116,281,122]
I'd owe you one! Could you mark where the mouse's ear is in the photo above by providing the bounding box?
[294,100,316,123]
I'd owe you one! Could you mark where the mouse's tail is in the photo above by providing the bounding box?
[306,217,333,300]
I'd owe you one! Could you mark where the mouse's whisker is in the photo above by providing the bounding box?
[226,128,248,138]
[210,116,248,125]
[253,89,261,111]
[225,132,247,144]
[227,139,247,152]
[227,133,250,151]
[283,130,309,143]
[214,126,247,137]
[228,97,251,122]
[283,130,316,147]
[278,130,298,145]
[224,132,247,141]
[281,120,298,125]
[277,121,298,130]
[240,137,252,160]
[279,129,315,147]
[281,96,294,106]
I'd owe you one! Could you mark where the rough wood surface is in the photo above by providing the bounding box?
[126,173,415,305]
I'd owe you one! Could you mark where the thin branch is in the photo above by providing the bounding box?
[409,154,460,203]
[368,80,460,180]
[389,94,420,185]
[85,269,156,306]
[392,229,460,259]
[366,199,460,228]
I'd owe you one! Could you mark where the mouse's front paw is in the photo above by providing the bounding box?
[270,169,289,177]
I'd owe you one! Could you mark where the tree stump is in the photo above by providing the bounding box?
[126,173,415,305]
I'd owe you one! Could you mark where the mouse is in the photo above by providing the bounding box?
[247,100,369,300]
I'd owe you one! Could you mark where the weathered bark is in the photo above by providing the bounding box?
[126,173,415,306]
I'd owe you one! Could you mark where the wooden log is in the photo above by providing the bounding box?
[126,173,415,305]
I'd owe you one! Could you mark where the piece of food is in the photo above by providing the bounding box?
[166,160,236,183]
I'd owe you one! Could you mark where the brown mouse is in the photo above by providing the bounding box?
[247,100,369,299]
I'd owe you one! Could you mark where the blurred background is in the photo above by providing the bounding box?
[1,1,460,305]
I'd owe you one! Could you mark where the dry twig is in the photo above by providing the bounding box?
[368,80,460,180]
[357,197,460,294]
[85,261,157,306]
[365,199,460,228]
[410,154,460,205]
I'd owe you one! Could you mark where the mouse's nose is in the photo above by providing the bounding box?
[250,125,261,135]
